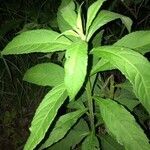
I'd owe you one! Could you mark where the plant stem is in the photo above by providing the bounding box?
[109,75,115,99]
[86,79,95,133]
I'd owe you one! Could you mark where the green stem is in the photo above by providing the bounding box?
[86,79,95,133]
[109,75,115,99]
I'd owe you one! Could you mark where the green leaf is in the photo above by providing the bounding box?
[24,83,68,150]
[92,46,150,114]
[86,0,105,33]
[92,30,104,47]
[23,63,64,87]
[48,119,89,150]
[40,109,87,149]
[57,11,72,32]
[57,0,77,31]
[82,133,99,150]
[67,99,85,110]
[86,10,132,41]
[91,58,115,75]
[49,120,89,150]
[64,40,88,99]
[2,29,71,55]
[117,80,134,91]
[95,98,150,150]
[114,83,140,111]
[114,31,150,54]
[76,3,84,34]
[58,30,80,39]
[100,135,125,150]
[115,98,140,111]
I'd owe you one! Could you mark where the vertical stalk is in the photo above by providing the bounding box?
[86,79,95,133]
[109,75,115,99]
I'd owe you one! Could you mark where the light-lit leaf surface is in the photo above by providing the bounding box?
[76,3,83,35]
[58,30,80,39]
[86,0,105,33]
[64,40,88,99]
[100,135,125,150]
[57,11,72,32]
[2,29,71,55]
[48,119,89,150]
[24,84,67,150]
[23,63,64,87]
[91,58,115,75]
[87,10,132,41]
[96,98,150,150]
[40,109,87,149]
[114,31,150,54]
[92,46,150,114]
[57,0,77,31]
[82,133,99,150]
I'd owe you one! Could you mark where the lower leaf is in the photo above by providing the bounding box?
[82,133,99,150]
[24,83,68,150]
[95,98,150,150]
[48,119,89,150]
[40,109,87,149]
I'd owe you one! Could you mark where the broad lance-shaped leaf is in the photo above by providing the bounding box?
[40,109,87,149]
[57,11,72,32]
[57,0,77,32]
[24,83,68,150]
[114,31,150,55]
[86,0,105,33]
[76,3,85,40]
[77,3,83,34]
[64,40,88,99]
[2,29,71,55]
[95,98,150,150]
[86,10,132,41]
[23,63,64,87]
[91,46,150,114]
[48,119,89,150]
[82,133,99,150]
[91,58,116,75]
